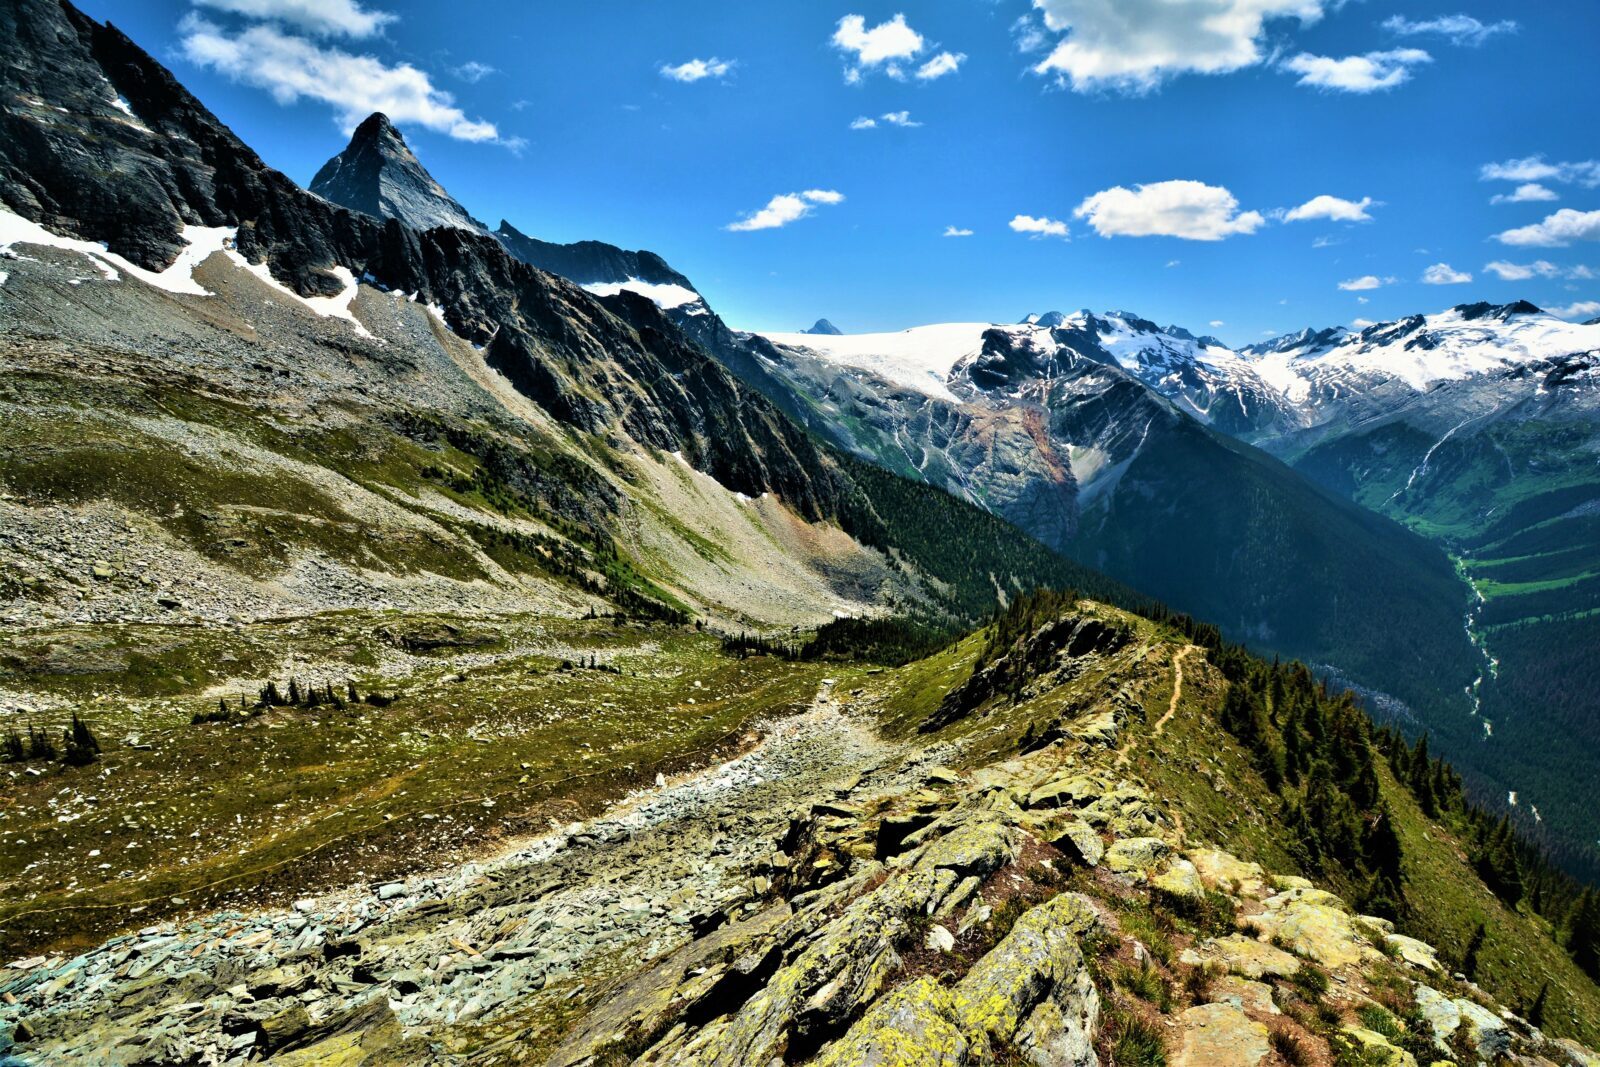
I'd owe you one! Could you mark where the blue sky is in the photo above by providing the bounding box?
[83,0,1600,341]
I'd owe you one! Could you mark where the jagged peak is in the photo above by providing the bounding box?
[805,318,843,335]
[310,112,485,234]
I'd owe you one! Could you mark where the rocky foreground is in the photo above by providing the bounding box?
[2,638,1595,1067]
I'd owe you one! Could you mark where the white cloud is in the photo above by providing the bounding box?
[1027,0,1325,93]
[1353,317,1377,328]
[1480,156,1600,188]
[1357,296,1370,304]
[1010,214,1070,239]
[1209,320,1225,327]
[1483,260,1561,281]
[1422,262,1472,285]
[726,189,844,232]
[178,16,501,142]
[1165,259,1181,268]
[833,13,924,82]
[1548,300,1600,320]
[1490,183,1559,205]
[191,0,394,38]
[943,225,974,237]
[453,61,495,83]
[1338,275,1384,291]
[1496,209,1600,248]
[1012,14,1050,55]
[1284,195,1375,223]
[660,57,735,83]
[1074,180,1264,240]
[1382,14,1517,47]
[851,112,924,130]
[916,51,966,80]
[1283,49,1431,92]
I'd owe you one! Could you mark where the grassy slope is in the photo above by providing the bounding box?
[0,615,857,955]
[865,601,1600,1048]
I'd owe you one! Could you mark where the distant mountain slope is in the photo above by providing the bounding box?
[748,321,1479,735]
[308,112,486,234]
[0,0,1118,631]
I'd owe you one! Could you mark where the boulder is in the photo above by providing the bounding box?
[1153,858,1207,901]
[1209,976,1279,1016]
[1382,934,1441,973]
[1048,819,1105,868]
[1188,850,1268,899]
[1253,899,1381,969]
[1180,935,1300,979]
[1173,1003,1270,1067]
[1104,837,1172,881]
[811,978,969,1067]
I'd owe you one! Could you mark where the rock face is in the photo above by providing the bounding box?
[1174,1003,1270,1067]
[309,113,486,234]
[0,0,885,536]
[492,219,695,293]
[806,318,844,335]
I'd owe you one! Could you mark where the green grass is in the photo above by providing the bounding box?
[0,614,855,956]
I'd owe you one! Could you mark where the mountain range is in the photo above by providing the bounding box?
[287,102,1600,876]
[2,3,1600,1063]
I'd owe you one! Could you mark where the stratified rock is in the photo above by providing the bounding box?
[1180,935,1300,980]
[811,978,969,1067]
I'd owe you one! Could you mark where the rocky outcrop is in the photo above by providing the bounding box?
[309,113,486,234]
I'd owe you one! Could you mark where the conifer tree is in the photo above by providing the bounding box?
[1462,922,1487,980]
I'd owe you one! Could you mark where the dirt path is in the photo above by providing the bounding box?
[1117,645,1195,769]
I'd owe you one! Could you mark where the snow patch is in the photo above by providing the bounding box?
[0,207,238,295]
[758,323,1003,403]
[582,278,702,311]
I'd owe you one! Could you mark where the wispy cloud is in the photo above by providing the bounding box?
[1480,259,1596,281]
[178,15,503,142]
[191,0,394,38]
[1480,156,1600,188]
[1547,300,1600,320]
[852,110,922,130]
[726,189,844,232]
[1495,209,1600,248]
[916,51,965,80]
[1283,49,1431,93]
[1422,262,1472,285]
[1382,14,1517,47]
[1283,195,1376,222]
[660,57,735,83]
[943,225,975,237]
[1338,275,1387,291]
[1074,180,1264,240]
[453,60,496,83]
[1010,214,1070,239]
[1491,183,1559,205]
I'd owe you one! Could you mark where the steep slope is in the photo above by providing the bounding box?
[748,320,1479,736]
[0,0,1113,629]
[308,112,486,234]
[6,595,1596,1065]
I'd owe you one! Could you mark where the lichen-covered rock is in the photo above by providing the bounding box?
[1253,897,1381,969]
[1455,998,1511,1060]
[1173,1003,1270,1067]
[1048,818,1105,868]
[1555,1037,1600,1067]
[1414,984,1462,1053]
[953,892,1099,1066]
[1153,858,1207,901]
[1188,849,1268,899]
[1180,935,1300,979]
[1339,1026,1419,1067]
[1026,774,1107,811]
[1210,976,1279,1016]
[811,978,970,1067]
[1104,837,1171,881]
[1382,934,1441,973]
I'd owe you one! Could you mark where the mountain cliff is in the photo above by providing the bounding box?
[308,112,487,235]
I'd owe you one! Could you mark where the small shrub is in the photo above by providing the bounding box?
[1291,963,1330,999]
[1270,1028,1312,1067]
[1115,961,1172,1011]
[1108,1012,1168,1067]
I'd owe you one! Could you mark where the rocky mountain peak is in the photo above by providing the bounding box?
[804,318,843,335]
[310,111,485,234]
